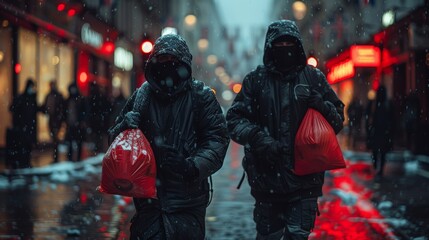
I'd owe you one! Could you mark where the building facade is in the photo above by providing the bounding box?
[0,0,167,147]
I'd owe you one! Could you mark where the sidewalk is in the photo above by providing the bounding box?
[1,136,428,239]
[0,142,101,174]
[338,132,429,239]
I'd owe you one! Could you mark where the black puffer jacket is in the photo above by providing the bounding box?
[226,20,344,202]
[109,34,230,212]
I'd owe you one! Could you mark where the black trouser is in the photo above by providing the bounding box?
[65,126,83,161]
[130,199,206,240]
[372,148,386,176]
[6,128,32,169]
[253,198,318,240]
[49,126,60,162]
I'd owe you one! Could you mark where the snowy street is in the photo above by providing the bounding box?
[1,142,428,239]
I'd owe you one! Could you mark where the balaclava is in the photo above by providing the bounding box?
[150,57,191,94]
[145,34,193,98]
[270,35,300,72]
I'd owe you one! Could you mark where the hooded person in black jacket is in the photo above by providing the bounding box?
[108,34,230,239]
[226,20,344,239]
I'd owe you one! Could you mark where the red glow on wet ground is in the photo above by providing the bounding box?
[310,161,397,239]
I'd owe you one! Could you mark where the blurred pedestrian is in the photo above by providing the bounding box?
[347,96,363,149]
[403,90,420,153]
[8,78,41,168]
[42,80,65,163]
[226,20,344,239]
[108,88,127,131]
[64,83,86,161]
[365,85,395,177]
[108,34,230,239]
[86,82,110,153]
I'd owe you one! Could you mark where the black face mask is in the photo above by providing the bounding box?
[271,46,298,71]
[151,61,190,93]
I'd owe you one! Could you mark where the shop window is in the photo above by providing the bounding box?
[18,28,37,93]
[0,27,12,147]
[17,28,74,143]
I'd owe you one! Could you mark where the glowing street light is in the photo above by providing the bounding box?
[198,39,209,51]
[141,40,154,54]
[307,56,318,67]
[207,55,218,65]
[184,14,197,27]
[292,1,307,20]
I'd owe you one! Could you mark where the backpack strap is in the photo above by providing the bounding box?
[236,171,246,189]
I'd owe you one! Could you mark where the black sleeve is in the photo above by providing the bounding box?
[191,86,230,180]
[226,72,266,145]
[313,68,345,134]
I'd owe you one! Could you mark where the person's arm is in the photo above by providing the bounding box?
[107,90,137,141]
[190,86,230,180]
[226,73,267,145]
[40,95,48,114]
[310,68,345,134]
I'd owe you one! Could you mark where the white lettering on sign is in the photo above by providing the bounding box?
[81,23,102,48]
[114,47,133,71]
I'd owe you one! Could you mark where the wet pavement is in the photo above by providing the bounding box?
[1,140,429,239]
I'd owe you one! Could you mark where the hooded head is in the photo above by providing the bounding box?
[263,20,307,72]
[145,34,192,98]
[68,83,79,97]
[25,78,36,95]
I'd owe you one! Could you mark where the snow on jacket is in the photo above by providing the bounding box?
[109,34,230,212]
[226,20,345,202]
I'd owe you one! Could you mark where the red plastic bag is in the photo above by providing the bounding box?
[294,108,346,175]
[97,129,157,198]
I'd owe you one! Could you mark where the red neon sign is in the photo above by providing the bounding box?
[57,3,66,11]
[101,42,115,54]
[79,72,88,83]
[327,59,355,84]
[351,45,380,67]
[14,63,22,74]
[67,9,76,17]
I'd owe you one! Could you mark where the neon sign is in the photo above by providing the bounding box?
[81,23,102,48]
[114,47,133,71]
[351,46,380,67]
[327,59,354,84]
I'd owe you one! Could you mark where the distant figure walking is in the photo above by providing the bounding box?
[86,82,110,153]
[365,85,395,177]
[42,80,65,163]
[64,83,86,161]
[347,97,363,149]
[8,78,41,168]
[403,90,421,153]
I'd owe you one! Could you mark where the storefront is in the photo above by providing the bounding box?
[74,14,118,96]
[326,45,381,125]
[0,20,13,147]
[370,5,429,152]
[326,4,429,152]
[0,1,119,147]
[112,38,135,98]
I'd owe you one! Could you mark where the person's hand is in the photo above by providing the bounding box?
[124,111,140,128]
[158,144,198,180]
[308,90,327,114]
[248,130,285,164]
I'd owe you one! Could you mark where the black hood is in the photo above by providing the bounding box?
[145,34,193,98]
[263,20,307,69]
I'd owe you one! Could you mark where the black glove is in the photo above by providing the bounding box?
[308,89,328,114]
[159,144,199,180]
[248,130,285,163]
[124,111,140,129]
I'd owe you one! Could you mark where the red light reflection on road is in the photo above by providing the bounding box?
[311,160,397,239]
